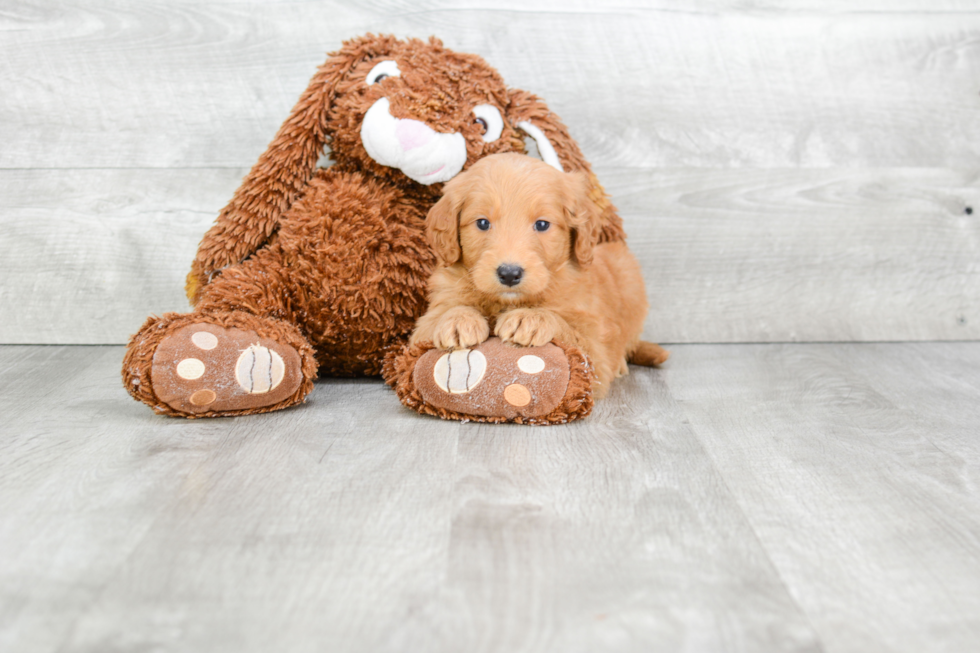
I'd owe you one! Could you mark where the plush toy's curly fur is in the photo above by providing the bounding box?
[122,34,625,419]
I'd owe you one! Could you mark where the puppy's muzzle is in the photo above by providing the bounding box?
[496,264,524,287]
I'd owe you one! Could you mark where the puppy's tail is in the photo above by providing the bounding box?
[628,341,670,367]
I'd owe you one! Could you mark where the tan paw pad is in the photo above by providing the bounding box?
[433,349,487,394]
[413,337,570,420]
[190,389,216,406]
[236,345,285,394]
[151,323,303,415]
[191,331,219,350]
[517,355,545,374]
[176,358,205,380]
[504,383,531,406]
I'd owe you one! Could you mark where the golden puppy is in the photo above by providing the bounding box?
[411,153,668,398]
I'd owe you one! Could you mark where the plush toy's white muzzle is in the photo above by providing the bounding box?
[360,98,467,185]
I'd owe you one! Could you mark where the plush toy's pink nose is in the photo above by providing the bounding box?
[395,119,434,151]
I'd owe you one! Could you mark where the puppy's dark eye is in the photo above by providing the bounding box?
[372,73,389,84]
[475,117,488,135]
[475,218,491,231]
[533,220,551,232]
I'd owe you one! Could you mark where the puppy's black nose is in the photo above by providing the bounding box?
[496,264,524,287]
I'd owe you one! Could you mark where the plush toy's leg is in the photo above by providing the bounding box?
[123,251,318,418]
[383,337,595,425]
[122,310,317,418]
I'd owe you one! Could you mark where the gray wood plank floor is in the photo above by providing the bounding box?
[2,343,977,652]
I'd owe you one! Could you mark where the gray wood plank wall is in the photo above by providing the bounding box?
[2,1,979,344]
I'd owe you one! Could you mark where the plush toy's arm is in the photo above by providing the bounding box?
[185,65,335,304]
[506,89,625,244]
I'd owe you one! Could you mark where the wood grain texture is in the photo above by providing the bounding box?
[843,342,980,464]
[619,167,980,343]
[664,342,980,653]
[0,168,244,343]
[3,167,977,344]
[1,1,980,169]
[1,343,979,651]
[384,375,819,652]
[0,345,462,653]
[2,1,979,345]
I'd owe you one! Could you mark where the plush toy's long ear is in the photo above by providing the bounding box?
[426,185,462,267]
[564,171,601,268]
[186,35,398,304]
[505,89,626,246]
[506,89,591,174]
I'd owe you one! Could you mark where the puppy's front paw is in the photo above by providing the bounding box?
[433,307,490,350]
[495,309,558,347]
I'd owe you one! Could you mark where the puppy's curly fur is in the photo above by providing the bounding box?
[411,153,668,398]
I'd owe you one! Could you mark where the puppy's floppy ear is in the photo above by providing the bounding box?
[427,181,463,266]
[187,34,400,303]
[564,171,601,268]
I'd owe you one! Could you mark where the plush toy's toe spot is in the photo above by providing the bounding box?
[191,331,219,350]
[176,358,206,380]
[517,354,545,374]
[236,345,285,394]
[504,383,532,407]
[190,389,216,406]
[433,349,487,394]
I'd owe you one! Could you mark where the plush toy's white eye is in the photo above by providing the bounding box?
[473,104,503,143]
[366,60,401,85]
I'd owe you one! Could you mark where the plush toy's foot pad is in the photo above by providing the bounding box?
[415,338,568,419]
[385,337,594,424]
[150,323,304,415]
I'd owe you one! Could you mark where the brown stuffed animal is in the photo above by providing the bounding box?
[122,34,625,421]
